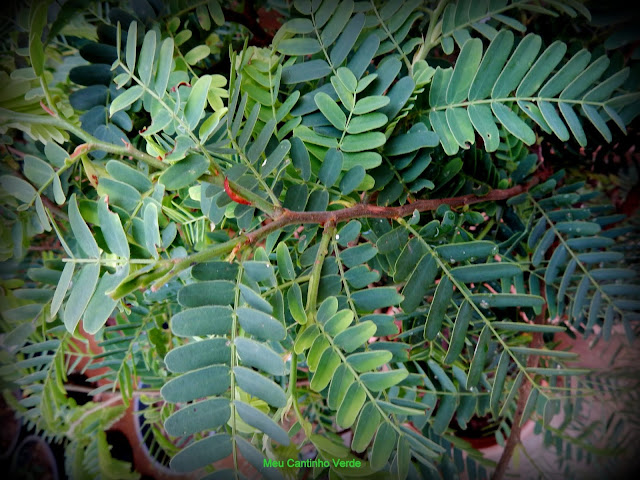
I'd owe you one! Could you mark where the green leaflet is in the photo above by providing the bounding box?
[293,326,317,356]
[109,86,143,116]
[447,38,483,104]
[450,262,523,283]
[68,194,99,258]
[540,49,592,97]
[318,148,343,187]
[235,400,290,445]
[330,15,364,66]
[560,55,609,100]
[28,2,47,76]
[333,321,377,352]
[317,296,339,323]
[184,76,213,130]
[466,325,491,389]
[517,41,567,97]
[436,240,497,262]
[492,34,542,98]
[340,166,366,194]
[471,294,545,309]
[341,132,386,152]
[282,59,331,84]
[138,30,157,86]
[50,262,74,320]
[143,202,161,258]
[171,305,233,336]
[159,155,209,190]
[443,300,472,364]
[307,336,330,373]
[310,348,341,391]
[96,178,141,212]
[161,365,230,403]
[371,423,396,471]
[178,281,235,307]
[402,254,439,312]
[360,369,408,391]
[165,398,230,436]
[97,197,129,258]
[287,283,307,324]
[154,37,174,95]
[340,243,377,268]
[63,263,100,333]
[165,338,230,373]
[192,261,239,281]
[170,434,232,473]
[324,310,354,336]
[83,264,130,334]
[328,364,355,410]
[491,102,536,145]
[106,160,152,193]
[184,45,210,65]
[315,92,346,130]
[347,112,388,134]
[320,0,354,46]
[336,382,366,428]
[277,38,322,55]
[351,402,381,453]
[125,22,137,72]
[276,243,295,280]
[235,337,285,376]
[248,118,276,163]
[351,287,403,311]
[394,436,411,480]
[490,350,510,416]
[424,276,452,340]
[353,96,390,114]
[236,437,285,480]
[233,366,287,407]
[469,30,514,101]
[236,307,286,341]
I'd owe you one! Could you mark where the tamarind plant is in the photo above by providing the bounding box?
[1,0,639,478]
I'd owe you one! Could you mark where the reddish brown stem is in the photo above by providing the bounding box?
[153,177,540,290]
[247,177,539,242]
[491,313,545,480]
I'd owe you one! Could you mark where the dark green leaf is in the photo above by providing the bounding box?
[235,400,290,445]
[158,154,209,190]
[170,434,232,473]
[185,76,213,130]
[425,276,452,340]
[351,288,403,311]
[171,305,233,336]
[236,307,286,341]
[333,321,377,352]
[235,337,285,376]
[63,263,100,333]
[234,366,287,407]
[69,194,99,257]
[161,365,230,403]
[165,338,230,373]
[165,398,230,436]
[319,148,343,187]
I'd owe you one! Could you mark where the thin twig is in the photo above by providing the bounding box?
[492,313,545,480]
[150,176,540,290]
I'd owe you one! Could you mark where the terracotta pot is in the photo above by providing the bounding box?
[0,394,21,461]
[108,399,195,480]
[10,435,59,480]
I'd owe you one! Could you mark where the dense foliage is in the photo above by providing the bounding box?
[0,0,639,479]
